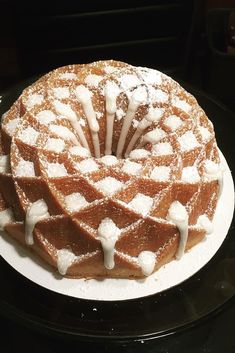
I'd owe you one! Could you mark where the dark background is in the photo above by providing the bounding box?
[0,0,235,352]
[1,0,235,111]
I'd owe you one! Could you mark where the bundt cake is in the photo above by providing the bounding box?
[0,60,223,278]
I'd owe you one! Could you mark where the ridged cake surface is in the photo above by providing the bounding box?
[0,60,223,278]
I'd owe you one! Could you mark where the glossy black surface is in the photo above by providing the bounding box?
[0,79,235,342]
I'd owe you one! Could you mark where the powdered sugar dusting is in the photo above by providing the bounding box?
[59,72,77,80]
[100,155,118,166]
[122,160,142,175]
[0,155,10,173]
[172,97,191,113]
[44,138,65,153]
[150,166,171,181]
[26,94,44,108]
[18,127,39,146]
[146,107,164,122]
[46,162,68,177]
[144,128,166,144]
[52,87,70,99]
[69,146,91,157]
[85,74,103,88]
[164,115,182,131]
[104,65,116,74]
[95,177,124,196]
[36,110,57,125]
[5,118,20,135]
[119,74,141,90]
[128,193,153,216]
[150,88,168,104]
[116,108,125,120]
[49,124,78,143]
[75,159,99,173]
[132,119,139,128]
[198,125,211,142]
[153,142,173,156]
[181,166,200,183]
[15,159,35,177]
[178,131,200,152]
[138,67,162,85]
[129,149,150,159]
[64,193,88,212]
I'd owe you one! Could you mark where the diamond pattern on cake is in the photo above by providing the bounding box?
[0,60,221,278]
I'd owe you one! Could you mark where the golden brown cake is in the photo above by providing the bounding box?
[0,60,223,278]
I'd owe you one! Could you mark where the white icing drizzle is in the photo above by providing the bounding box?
[75,85,100,158]
[203,160,224,198]
[97,218,121,270]
[53,100,90,151]
[138,251,156,276]
[105,82,120,155]
[167,201,189,259]
[57,248,77,275]
[196,215,213,234]
[116,86,147,158]
[0,155,10,173]
[25,200,50,245]
[125,107,164,157]
[0,208,14,230]
[125,118,151,157]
